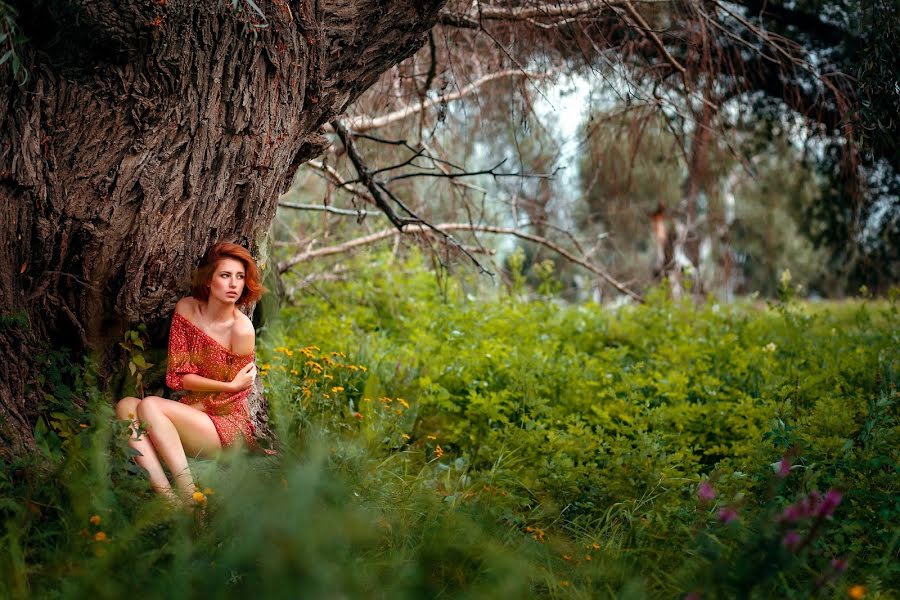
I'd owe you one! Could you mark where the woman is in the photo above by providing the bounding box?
[116,242,265,502]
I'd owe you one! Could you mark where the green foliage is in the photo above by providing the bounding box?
[3,256,896,598]
[119,325,154,399]
[0,1,28,85]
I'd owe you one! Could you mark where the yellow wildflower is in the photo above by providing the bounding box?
[203,487,215,495]
[89,515,101,526]
[427,435,437,440]
[192,491,206,504]
[290,370,299,375]
[323,373,332,379]
[331,386,344,393]
[396,398,409,409]
[435,445,444,458]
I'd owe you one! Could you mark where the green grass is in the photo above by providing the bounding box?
[2,255,897,598]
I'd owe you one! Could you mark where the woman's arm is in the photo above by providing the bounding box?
[181,373,241,393]
[180,316,256,394]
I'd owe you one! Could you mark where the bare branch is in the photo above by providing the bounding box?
[438,0,669,26]
[620,0,687,78]
[278,222,643,302]
[331,119,414,230]
[303,159,374,206]
[277,202,381,218]
[343,69,549,132]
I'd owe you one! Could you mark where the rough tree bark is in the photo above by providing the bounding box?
[0,0,446,456]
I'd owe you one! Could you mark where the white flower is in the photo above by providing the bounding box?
[780,269,792,288]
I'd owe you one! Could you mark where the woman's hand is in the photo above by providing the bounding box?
[229,363,257,392]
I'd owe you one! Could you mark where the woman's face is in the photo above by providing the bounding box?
[208,258,246,305]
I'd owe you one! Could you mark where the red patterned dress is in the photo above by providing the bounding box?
[165,311,258,449]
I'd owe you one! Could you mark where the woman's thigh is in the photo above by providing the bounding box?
[145,396,222,458]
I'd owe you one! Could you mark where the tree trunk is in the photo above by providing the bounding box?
[0,0,446,456]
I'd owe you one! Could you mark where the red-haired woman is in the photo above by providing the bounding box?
[116,242,266,503]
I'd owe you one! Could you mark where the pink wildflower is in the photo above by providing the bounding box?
[778,504,803,523]
[816,489,842,518]
[830,557,848,572]
[782,530,802,552]
[697,482,716,502]
[776,456,792,478]
[717,507,739,524]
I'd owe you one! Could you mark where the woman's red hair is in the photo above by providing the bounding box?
[191,242,265,306]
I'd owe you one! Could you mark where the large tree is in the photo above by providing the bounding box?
[0,0,446,456]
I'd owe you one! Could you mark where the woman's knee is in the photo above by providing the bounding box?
[116,396,141,420]
[136,395,165,418]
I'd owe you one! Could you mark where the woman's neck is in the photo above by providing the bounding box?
[199,298,234,325]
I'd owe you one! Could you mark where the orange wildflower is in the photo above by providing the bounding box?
[848,586,866,599]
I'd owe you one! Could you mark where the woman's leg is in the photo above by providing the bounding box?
[115,396,173,495]
[136,396,222,500]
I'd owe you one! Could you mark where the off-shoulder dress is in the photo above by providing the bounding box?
[165,311,259,449]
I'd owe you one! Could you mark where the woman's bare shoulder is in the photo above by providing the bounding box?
[232,311,255,354]
[174,296,198,318]
[233,310,255,336]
